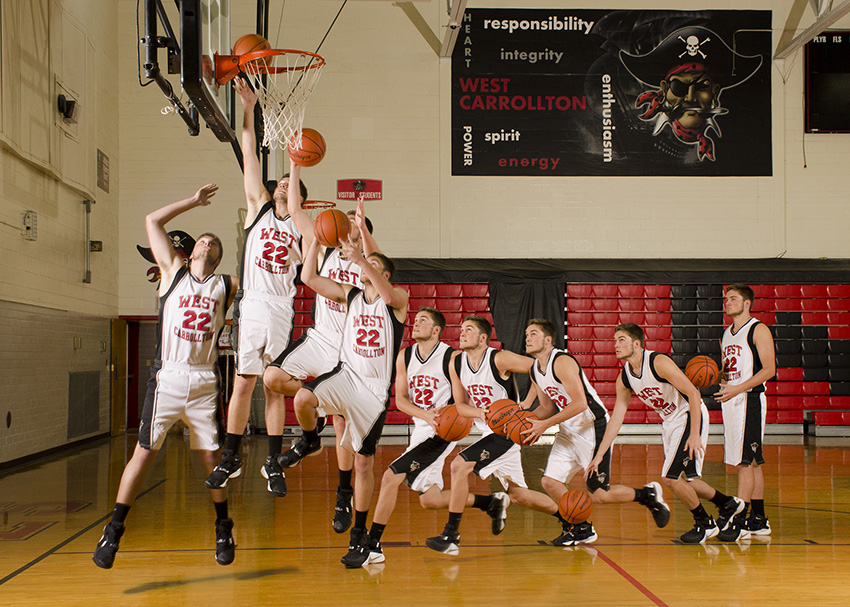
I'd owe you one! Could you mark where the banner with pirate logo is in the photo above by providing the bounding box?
[451,9,772,176]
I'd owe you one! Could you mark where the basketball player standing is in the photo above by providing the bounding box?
[205,76,313,497]
[588,323,746,543]
[716,284,776,539]
[93,185,237,568]
[282,234,408,562]
[523,319,670,545]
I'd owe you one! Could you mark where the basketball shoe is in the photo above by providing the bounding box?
[341,534,385,569]
[715,496,745,531]
[642,482,671,528]
[487,492,510,535]
[277,436,322,468]
[205,449,242,489]
[552,522,575,546]
[746,513,771,536]
[333,487,354,533]
[92,521,124,569]
[718,513,751,542]
[570,521,598,545]
[426,526,461,555]
[341,527,367,566]
[680,517,719,543]
[261,456,287,497]
[215,518,236,565]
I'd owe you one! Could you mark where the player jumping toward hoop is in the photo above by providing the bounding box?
[93,185,237,568]
[205,77,313,497]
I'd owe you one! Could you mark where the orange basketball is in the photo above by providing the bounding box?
[559,490,593,524]
[685,355,720,388]
[486,399,520,436]
[504,409,538,446]
[288,128,327,167]
[233,33,271,56]
[313,209,351,248]
[435,404,472,442]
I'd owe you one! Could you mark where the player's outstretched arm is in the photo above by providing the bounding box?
[341,239,408,312]
[234,77,270,217]
[494,350,534,376]
[145,184,218,285]
[586,376,630,478]
[285,162,313,248]
[354,195,380,256]
[301,236,349,304]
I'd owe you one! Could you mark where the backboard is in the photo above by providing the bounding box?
[181,0,235,142]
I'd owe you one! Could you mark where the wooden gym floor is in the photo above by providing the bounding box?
[1,432,848,606]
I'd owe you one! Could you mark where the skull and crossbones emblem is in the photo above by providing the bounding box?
[679,35,710,58]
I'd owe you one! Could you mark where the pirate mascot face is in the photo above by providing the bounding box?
[620,26,762,161]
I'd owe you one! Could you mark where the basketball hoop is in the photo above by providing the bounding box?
[233,49,325,150]
[301,200,336,221]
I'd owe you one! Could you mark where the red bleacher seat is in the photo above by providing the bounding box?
[814,411,848,425]
[617,312,646,325]
[645,340,670,352]
[774,396,800,409]
[770,411,804,423]
[435,284,462,298]
[773,381,804,395]
[444,312,463,325]
[407,284,436,297]
[568,312,593,325]
[592,284,618,297]
[801,285,829,297]
[490,340,503,350]
[750,284,775,298]
[591,340,611,353]
[291,327,306,340]
[618,285,644,297]
[385,410,409,425]
[800,298,826,311]
[568,340,594,354]
[410,297,436,309]
[803,395,829,409]
[294,312,312,326]
[442,326,461,341]
[802,312,830,325]
[294,297,312,312]
[618,298,643,312]
[298,285,315,298]
[756,311,775,325]
[827,284,850,297]
[775,285,802,297]
[643,298,671,312]
[707,410,723,424]
[643,311,670,325]
[827,312,850,325]
[592,353,619,367]
[775,367,804,381]
[644,326,671,340]
[440,298,463,311]
[567,326,594,340]
[462,284,488,297]
[592,312,620,325]
[644,285,671,298]
[802,382,830,395]
[568,298,594,312]
[593,298,620,311]
[593,367,621,382]
[773,298,798,311]
[829,326,850,340]
[572,353,592,367]
[828,297,850,311]
[593,325,613,339]
[567,284,592,297]
[623,411,647,423]
[479,312,493,323]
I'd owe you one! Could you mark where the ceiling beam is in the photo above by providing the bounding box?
[775,0,850,61]
[439,0,467,58]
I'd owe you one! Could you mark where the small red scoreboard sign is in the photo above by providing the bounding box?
[337,179,383,200]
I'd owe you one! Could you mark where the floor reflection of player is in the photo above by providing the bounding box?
[265,198,377,533]
[588,323,747,544]
[93,185,237,569]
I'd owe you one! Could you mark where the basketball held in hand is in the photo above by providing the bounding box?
[288,128,327,167]
[486,399,520,436]
[559,490,593,524]
[435,404,472,442]
[504,409,538,446]
[313,209,351,248]
[685,355,720,388]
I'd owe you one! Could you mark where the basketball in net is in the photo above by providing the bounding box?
[288,128,326,167]
[559,490,593,524]
[435,404,473,442]
[685,355,720,388]
[237,49,326,150]
[486,399,520,436]
[233,34,271,56]
[313,208,351,248]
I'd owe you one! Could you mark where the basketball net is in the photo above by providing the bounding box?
[238,49,326,150]
[302,200,336,221]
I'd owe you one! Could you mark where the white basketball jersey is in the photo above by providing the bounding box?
[158,266,231,366]
[621,350,688,426]
[456,347,515,435]
[405,341,454,429]
[721,317,766,393]
[339,288,404,397]
[530,349,609,430]
[313,248,363,345]
[240,201,302,298]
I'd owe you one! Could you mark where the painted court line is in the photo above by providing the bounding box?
[594,547,670,607]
